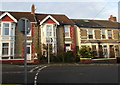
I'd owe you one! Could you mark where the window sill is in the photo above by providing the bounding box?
[27,35,31,37]
[65,37,71,38]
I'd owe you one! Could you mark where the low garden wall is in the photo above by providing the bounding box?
[80,58,117,63]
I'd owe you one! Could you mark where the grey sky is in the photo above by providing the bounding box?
[1,0,120,21]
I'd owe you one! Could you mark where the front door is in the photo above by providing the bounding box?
[27,43,31,60]
[109,45,115,58]
[103,45,108,58]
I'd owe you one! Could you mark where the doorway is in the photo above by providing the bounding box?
[27,43,31,60]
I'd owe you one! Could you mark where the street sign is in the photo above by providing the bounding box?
[18,18,31,34]
[17,18,31,85]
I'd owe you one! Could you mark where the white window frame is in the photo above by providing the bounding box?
[1,42,14,57]
[87,29,93,39]
[107,30,113,39]
[65,44,71,52]
[26,40,32,60]
[101,30,106,39]
[10,42,14,56]
[46,24,53,38]
[2,22,10,36]
[64,25,70,38]
[1,22,15,36]
[2,42,9,56]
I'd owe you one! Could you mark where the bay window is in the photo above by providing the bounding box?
[2,43,9,55]
[3,23,9,35]
[46,25,52,37]
[11,23,14,36]
[1,22,15,36]
[0,22,15,58]
[11,43,14,55]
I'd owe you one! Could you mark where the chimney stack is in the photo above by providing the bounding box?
[108,15,117,21]
[31,4,35,14]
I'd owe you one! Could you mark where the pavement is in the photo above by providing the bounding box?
[1,63,120,85]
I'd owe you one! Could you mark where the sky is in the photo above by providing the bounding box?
[0,0,120,21]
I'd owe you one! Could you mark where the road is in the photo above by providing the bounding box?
[1,63,120,85]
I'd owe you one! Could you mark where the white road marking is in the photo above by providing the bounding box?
[35,76,37,80]
[34,66,47,85]
[34,80,37,85]
[36,72,38,76]
[29,66,41,72]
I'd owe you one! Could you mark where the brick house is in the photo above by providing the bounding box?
[0,6,76,62]
[0,5,120,62]
[72,15,120,58]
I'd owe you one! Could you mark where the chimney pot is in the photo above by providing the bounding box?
[108,15,117,21]
[31,4,35,14]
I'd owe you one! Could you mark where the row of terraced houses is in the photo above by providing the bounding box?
[0,5,120,62]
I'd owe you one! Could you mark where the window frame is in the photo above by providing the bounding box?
[64,25,70,38]
[1,22,15,36]
[101,30,106,39]
[2,23,10,35]
[107,30,112,39]
[65,44,71,52]
[2,43,9,56]
[87,29,93,39]
[46,24,53,37]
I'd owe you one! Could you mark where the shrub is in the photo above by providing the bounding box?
[38,55,47,63]
[64,51,75,62]
[75,55,80,62]
[50,54,60,63]
[79,46,94,58]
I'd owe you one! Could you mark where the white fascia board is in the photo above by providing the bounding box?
[65,41,72,44]
[40,15,59,25]
[0,12,17,23]
[27,40,32,43]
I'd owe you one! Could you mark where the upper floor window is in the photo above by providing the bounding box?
[0,22,15,36]
[108,30,112,39]
[11,23,14,36]
[64,26,70,38]
[88,29,93,39]
[101,30,106,39]
[3,23,9,35]
[46,25,52,37]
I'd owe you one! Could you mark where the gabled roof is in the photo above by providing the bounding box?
[36,13,75,25]
[0,12,17,22]
[0,11,75,25]
[40,15,60,25]
[72,19,120,29]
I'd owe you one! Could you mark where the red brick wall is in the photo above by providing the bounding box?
[70,26,76,52]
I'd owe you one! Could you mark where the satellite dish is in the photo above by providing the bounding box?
[17,18,31,35]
